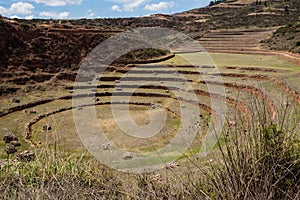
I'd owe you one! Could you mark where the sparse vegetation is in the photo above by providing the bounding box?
[206,100,300,199]
[0,0,299,199]
[0,100,298,199]
[263,23,300,53]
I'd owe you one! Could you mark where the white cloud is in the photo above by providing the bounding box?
[108,0,147,12]
[0,2,35,15]
[123,0,146,12]
[87,9,95,18]
[111,5,122,12]
[9,15,20,19]
[39,11,70,19]
[11,2,35,15]
[0,6,7,15]
[33,0,82,6]
[144,1,174,11]
[25,15,34,19]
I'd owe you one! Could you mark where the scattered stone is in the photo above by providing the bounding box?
[102,143,111,150]
[29,110,37,114]
[3,133,18,143]
[150,104,162,110]
[116,87,123,91]
[12,98,20,103]
[10,141,21,147]
[151,174,162,182]
[15,150,36,162]
[0,160,8,169]
[123,152,133,160]
[228,121,236,127]
[166,161,179,169]
[5,144,17,155]
[42,125,52,131]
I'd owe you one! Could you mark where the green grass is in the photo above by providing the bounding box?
[162,52,300,71]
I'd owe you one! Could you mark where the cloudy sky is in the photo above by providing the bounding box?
[0,0,210,19]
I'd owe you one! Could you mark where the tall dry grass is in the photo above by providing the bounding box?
[0,99,299,199]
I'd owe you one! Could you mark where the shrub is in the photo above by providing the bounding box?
[205,99,300,199]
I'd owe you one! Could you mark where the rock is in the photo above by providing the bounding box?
[93,97,99,102]
[29,110,37,114]
[151,174,162,182]
[3,133,18,143]
[228,121,236,126]
[42,125,52,131]
[150,104,162,110]
[15,150,35,162]
[166,161,179,169]
[123,152,133,160]
[12,98,20,103]
[10,141,21,147]
[102,143,111,150]
[0,160,8,169]
[5,144,17,155]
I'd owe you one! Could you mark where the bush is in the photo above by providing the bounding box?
[205,99,300,199]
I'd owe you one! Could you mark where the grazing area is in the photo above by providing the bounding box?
[0,0,299,199]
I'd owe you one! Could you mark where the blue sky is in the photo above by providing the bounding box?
[0,0,211,19]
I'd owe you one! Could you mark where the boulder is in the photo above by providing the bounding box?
[5,144,17,155]
[42,125,52,131]
[3,133,18,143]
[15,150,36,162]
[12,98,20,103]
[29,110,37,114]
[123,152,133,160]
[10,140,21,147]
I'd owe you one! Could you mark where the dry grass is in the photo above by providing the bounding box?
[0,99,299,199]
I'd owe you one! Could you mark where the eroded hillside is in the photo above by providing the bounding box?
[0,0,299,96]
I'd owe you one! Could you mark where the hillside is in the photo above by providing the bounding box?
[0,0,299,97]
[0,1,299,199]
